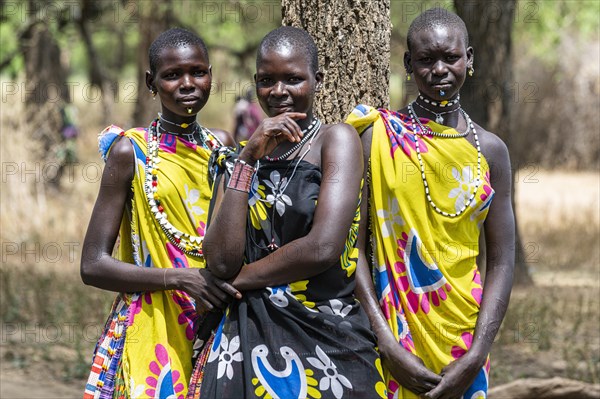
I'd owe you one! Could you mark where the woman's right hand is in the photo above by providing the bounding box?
[239,112,307,163]
[378,336,442,395]
[177,268,241,313]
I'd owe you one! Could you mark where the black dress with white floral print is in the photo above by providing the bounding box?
[188,152,386,399]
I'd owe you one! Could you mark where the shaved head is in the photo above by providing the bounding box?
[407,8,469,51]
[258,26,319,73]
[149,28,209,75]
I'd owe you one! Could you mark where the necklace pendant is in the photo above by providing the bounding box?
[436,114,444,124]
[267,238,279,252]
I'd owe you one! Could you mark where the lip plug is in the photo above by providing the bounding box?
[439,90,446,97]
[187,108,193,114]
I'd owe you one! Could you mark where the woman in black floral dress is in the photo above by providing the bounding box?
[187,27,386,399]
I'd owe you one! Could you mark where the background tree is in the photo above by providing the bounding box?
[20,18,70,187]
[454,0,533,285]
[282,0,391,123]
[132,0,174,127]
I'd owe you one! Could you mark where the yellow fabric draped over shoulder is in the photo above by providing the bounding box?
[346,105,494,399]
[85,125,219,399]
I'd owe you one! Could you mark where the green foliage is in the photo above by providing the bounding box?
[0,0,279,82]
[513,0,600,63]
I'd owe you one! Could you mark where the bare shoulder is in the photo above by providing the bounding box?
[473,123,510,168]
[107,135,135,166]
[104,135,135,184]
[320,122,360,148]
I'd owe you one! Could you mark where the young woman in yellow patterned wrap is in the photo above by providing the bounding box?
[81,28,239,399]
[346,8,515,399]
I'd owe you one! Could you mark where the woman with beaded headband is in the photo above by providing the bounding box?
[81,28,240,398]
[186,26,386,399]
[346,7,515,399]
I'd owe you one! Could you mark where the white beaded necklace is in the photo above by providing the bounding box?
[408,104,482,218]
[255,123,320,252]
[264,118,321,162]
[408,103,469,138]
[143,119,222,257]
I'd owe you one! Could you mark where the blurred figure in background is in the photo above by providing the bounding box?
[233,88,263,142]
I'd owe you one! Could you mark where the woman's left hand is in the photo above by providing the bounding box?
[422,353,484,399]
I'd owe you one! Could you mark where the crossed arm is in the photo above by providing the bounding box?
[203,117,364,291]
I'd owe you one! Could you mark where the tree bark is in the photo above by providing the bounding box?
[282,0,391,123]
[20,18,70,187]
[75,0,120,125]
[454,0,533,285]
[132,0,173,127]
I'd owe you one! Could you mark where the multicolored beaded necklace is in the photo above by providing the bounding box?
[418,93,460,108]
[408,103,482,218]
[144,118,222,257]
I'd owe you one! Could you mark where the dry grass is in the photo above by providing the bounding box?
[490,170,600,385]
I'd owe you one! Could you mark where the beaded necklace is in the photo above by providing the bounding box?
[159,112,198,129]
[418,93,460,108]
[408,103,469,138]
[253,123,320,252]
[408,104,482,218]
[413,99,461,125]
[264,118,321,161]
[157,123,201,144]
[144,118,222,257]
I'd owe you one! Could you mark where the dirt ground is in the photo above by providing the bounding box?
[0,370,81,398]
[1,170,598,398]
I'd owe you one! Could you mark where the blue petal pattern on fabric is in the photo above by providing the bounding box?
[405,232,447,294]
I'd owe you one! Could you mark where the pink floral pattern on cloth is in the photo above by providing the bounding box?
[379,109,430,159]
[172,290,199,341]
[128,292,153,326]
[471,270,483,305]
[146,344,186,399]
[167,242,190,269]
[395,231,452,315]
[480,171,492,202]
[196,221,206,237]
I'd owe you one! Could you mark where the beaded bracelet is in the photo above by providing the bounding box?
[227,159,255,193]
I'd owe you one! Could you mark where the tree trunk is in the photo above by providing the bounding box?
[20,18,70,187]
[132,0,173,127]
[454,0,533,285]
[76,0,118,125]
[282,0,391,123]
